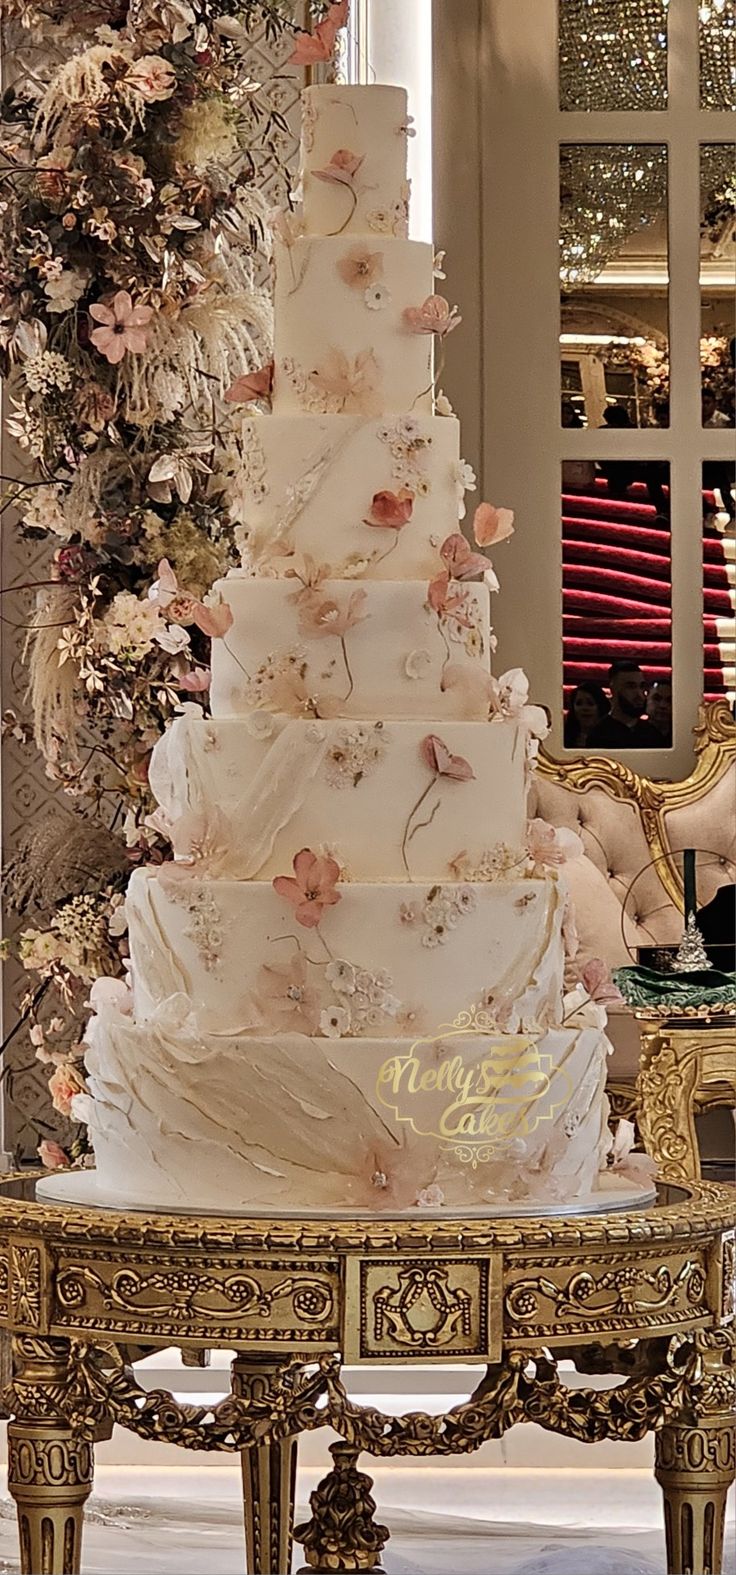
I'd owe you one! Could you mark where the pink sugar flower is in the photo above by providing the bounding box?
[403,294,461,337]
[89,289,153,364]
[224,361,274,406]
[313,148,364,187]
[273,848,342,929]
[527,818,583,868]
[420,734,475,781]
[440,532,489,580]
[364,488,415,529]
[582,958,625,1007]
[297,587,368,640]
[38,1139,70,1171]
[473,502,515,547]
[289,0,348,65]
[427,570,474,625]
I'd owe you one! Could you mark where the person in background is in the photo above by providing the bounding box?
[702,385,733,429]
[646,676,673,747]
[563,682,610,747]
[588,660,665,748]
[599,405,669,517]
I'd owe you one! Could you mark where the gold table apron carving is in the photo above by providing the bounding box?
[0,1175,734,1575]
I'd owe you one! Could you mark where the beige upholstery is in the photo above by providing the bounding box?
[529,702,736,1078]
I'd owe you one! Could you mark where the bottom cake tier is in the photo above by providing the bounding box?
[78,1002,615,1213]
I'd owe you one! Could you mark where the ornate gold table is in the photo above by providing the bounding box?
[637,1016,736,1182]
[0,1174,734,1575]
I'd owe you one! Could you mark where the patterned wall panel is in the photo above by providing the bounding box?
[0,13,306,1158]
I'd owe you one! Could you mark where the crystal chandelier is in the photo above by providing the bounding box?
[560,0,669,111]
[560,144,667,287]
[700,0,736,108]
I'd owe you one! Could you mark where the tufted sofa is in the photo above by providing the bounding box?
[529,701,736,1079]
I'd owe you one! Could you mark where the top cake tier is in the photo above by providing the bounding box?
[301,84,411,239]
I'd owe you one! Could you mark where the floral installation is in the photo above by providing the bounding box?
[0,0,326,1160]
[399,883,477,949]
[401,733,475,877]
[323,723,386,788]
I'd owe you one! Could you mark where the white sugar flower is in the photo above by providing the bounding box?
[365,283,392,311]
[405,649,432,680]
[320,1005,351,1038]
[245,712,278,740]
[453,459,477,519]
[435,391,454,417]
[325,959,357,995]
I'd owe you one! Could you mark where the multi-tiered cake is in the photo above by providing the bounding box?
[78,85,621,1214]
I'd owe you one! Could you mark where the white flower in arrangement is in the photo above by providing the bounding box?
[452,459,477,519]
[101,591,160,658]
[20,484,70,538]
[44,269,87,314]
[365,283,392,311]
[155,622,191,655]
[24,350,73,394]
[320,1004,351,1038]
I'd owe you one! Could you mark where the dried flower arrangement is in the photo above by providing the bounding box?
[0,0,327,1161]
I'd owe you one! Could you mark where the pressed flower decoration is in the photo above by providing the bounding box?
[0,0,325,1156]
[312,149,365,235]
[403,295,462,407]
[401,733,475,876]
[273,849,342,931]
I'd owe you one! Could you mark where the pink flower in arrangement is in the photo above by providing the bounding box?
[312,148,365,187]
[38,1139,70,1171]
[89,290,154,364]
[403,294,461,338]
[124,54,177,101]
[273,848,342,930]
[582,958,625,1007]
[224,361,274,406]
[473,502,515,548]
[289,0,349,64]
[337,244,384,289]
[364,488,415,529]
[48,1061,85,1118]
[439,532,489,580]
[150,560,233,639]
[420,734,475,781]
[297,587,368,640]
[178,667,211,693]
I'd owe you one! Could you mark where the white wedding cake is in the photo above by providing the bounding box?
[77,85,624,1215]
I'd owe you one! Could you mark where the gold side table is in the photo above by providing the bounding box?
[637,1017,736,1181]
[0,1173,734,1575]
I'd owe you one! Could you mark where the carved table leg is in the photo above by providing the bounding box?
[654,1333,736,1575]
[232,1355,298,1575]
[7,1335,94,1575]
[295,1440,389,1572]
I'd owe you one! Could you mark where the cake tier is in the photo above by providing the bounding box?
[233,413,462,580]
[126,867,566,1037]
[209,576,493,721]
[301,84,410,239]
[79,1015,612,1212]
[149,713,528,881]
[273,237,434,417]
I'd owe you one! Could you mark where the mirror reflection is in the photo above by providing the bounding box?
[560,145,669,427]
[703,463,735,707]
[562,458,672,748]
[700,144,735,432]
[559,0,669,112]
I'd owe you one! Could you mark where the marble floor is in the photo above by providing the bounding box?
[0,1467,732,1573]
